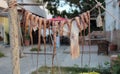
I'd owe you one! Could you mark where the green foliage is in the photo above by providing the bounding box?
[0,51,5,58]
[25,34,30,40]
[80,0,105,15]
[5,32,10,45]
[31,66,111,74]
[30,48,41,51]
[44,0,105,18]
[112,54,120,74]
[74,64,79,68]
[104,61,110,66]
[95,61,111,74]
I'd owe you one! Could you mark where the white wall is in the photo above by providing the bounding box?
[105,0,119,31]
[119,7,120,29]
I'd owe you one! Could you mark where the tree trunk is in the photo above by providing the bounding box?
[7,0,20,74]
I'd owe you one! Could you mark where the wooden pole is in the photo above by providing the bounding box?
[7,0,20,74]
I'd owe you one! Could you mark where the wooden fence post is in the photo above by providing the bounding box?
[7,0,20,74]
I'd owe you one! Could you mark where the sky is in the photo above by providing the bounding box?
[57,0,79,13]
[57,1,70,12]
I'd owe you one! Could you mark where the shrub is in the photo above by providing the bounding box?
[0,51,5,58]
[111,54,120,74]
[25,34,30,40]
[30,48,41,51]
[5,32,10,45]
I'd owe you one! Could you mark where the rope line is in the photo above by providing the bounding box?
[0,0,118,26]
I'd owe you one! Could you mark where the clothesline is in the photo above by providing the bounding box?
[0,0,118,32]
[20,0,120,26]
[0,0,116,21]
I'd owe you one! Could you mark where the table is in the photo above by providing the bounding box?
[85,37,109,55]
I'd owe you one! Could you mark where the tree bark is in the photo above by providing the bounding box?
[7,0,20,74]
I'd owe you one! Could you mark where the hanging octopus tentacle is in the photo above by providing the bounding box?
[87,11,91,67]
[30,15,35,47]
[38,18,42,52]
[75,16,85,66]
[67,19,78,58]
[43,19,47,66]
[75,17,82,32]
[67,19,72,37]
[83,12,89,26]
[35,16,39,26]
[80,14,86,31]
[80,14,86,50]
[60,21,65,36]
[48,20,52,45]
[34,16,40,51]
[20,10,27,46]
[52,21,57,67]
[25,11,32,36]
[34,17,42,74]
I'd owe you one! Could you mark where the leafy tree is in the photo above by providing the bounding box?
[40,0,105,18]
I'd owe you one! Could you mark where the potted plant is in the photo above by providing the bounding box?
[24,34,30,46]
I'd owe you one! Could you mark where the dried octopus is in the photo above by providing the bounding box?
[29,14,36,47]
[70,19,80,59]
[43,19,47,66]
[25,11,32,34]
[52,21,57,67]
[38,18,42,52]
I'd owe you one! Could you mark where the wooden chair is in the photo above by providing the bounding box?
[98,40,109,55]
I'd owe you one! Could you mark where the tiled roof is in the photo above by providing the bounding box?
[0,0,46,18]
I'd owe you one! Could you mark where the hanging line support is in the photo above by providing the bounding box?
[95,0,120,24]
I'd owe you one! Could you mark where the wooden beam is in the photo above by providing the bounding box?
[18,3,43,6]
